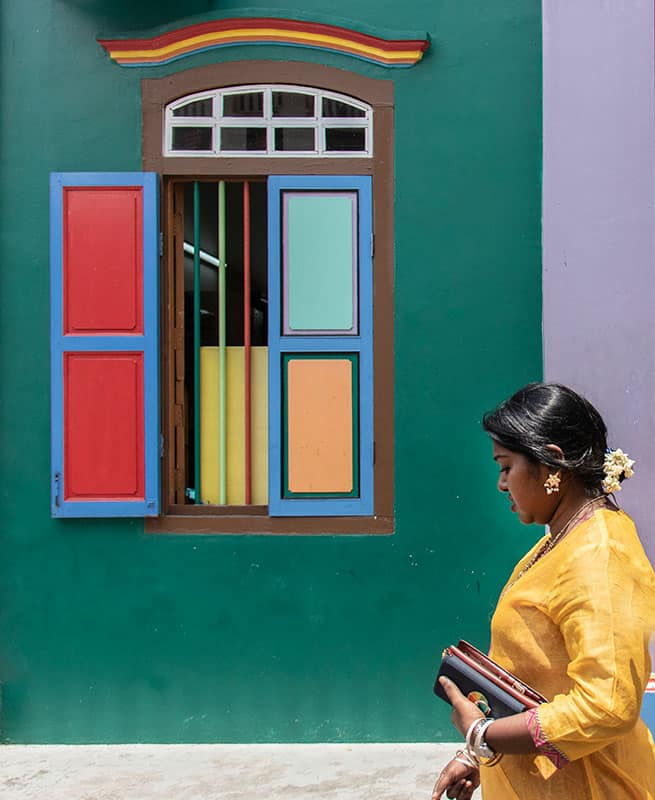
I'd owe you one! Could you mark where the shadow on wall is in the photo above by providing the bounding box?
[60,0,216,30]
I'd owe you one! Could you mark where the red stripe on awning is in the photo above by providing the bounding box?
[98,17,429,52]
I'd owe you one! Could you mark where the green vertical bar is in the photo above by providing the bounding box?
[218,180,227,505]
[193,182,201,503]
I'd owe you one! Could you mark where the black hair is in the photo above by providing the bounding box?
[482,383,609,492]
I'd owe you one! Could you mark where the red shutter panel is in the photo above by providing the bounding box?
[50,173,160,517]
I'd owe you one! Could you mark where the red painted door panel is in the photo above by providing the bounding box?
[63,187,144,335]
[64,353,144,500]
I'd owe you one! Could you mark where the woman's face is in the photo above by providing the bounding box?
[492,441,557,526]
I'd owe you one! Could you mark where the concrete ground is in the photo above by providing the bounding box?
[0,743,481,800]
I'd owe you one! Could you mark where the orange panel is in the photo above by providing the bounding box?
[287,358,353,493]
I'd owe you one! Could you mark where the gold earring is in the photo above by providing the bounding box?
[544,471,561,495]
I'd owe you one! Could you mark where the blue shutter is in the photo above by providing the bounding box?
[50,172,160,517]
[267,175,373,516]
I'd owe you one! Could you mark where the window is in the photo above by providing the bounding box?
[166,175,373,518]
[51,62,393,533]
[165,86,373,157]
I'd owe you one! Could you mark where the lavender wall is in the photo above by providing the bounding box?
[542,0,655,562]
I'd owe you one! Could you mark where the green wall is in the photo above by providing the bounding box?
[0,0,541,742]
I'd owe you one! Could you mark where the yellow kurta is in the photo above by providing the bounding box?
[481,508,655,799]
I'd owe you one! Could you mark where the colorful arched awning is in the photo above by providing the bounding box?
[98,17,430,68]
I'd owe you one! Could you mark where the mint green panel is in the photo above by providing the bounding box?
[284,192,356,333]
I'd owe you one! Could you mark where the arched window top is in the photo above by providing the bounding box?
[165,85,373,158]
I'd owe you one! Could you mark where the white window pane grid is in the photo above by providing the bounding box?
[165,86,373,157]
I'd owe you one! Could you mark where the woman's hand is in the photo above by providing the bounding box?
[438,676,486,738]
[431,758,480,799]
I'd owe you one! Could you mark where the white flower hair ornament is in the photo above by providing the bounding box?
[602,448,635,494]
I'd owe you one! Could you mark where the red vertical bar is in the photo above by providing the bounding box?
[243,182,252,504]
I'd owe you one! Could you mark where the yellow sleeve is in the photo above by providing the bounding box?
[536,523,655,763]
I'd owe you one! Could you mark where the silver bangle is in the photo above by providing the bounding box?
[472,719,496,760]
[465,718,486,750]
[464,718,485,767]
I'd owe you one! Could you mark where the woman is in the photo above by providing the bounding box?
[433,383,655,799]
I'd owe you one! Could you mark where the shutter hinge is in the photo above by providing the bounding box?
[371,233,375,258]
[159,433,165,458]
[373,441,376,465]
[159,231,164,257]
[53,471,62,509]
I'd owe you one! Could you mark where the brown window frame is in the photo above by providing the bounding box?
[142,61,394,535]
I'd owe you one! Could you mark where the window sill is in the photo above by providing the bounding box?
[145,514,394,535]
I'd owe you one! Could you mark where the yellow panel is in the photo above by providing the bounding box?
[200,346,268,505]
[250,347,268,505]
[199,348,220,504]
[287,358,353,493]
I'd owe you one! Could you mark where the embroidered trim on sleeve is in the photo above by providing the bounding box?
[526,707,570,769]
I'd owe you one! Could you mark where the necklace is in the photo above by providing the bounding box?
[500,495,608,598]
